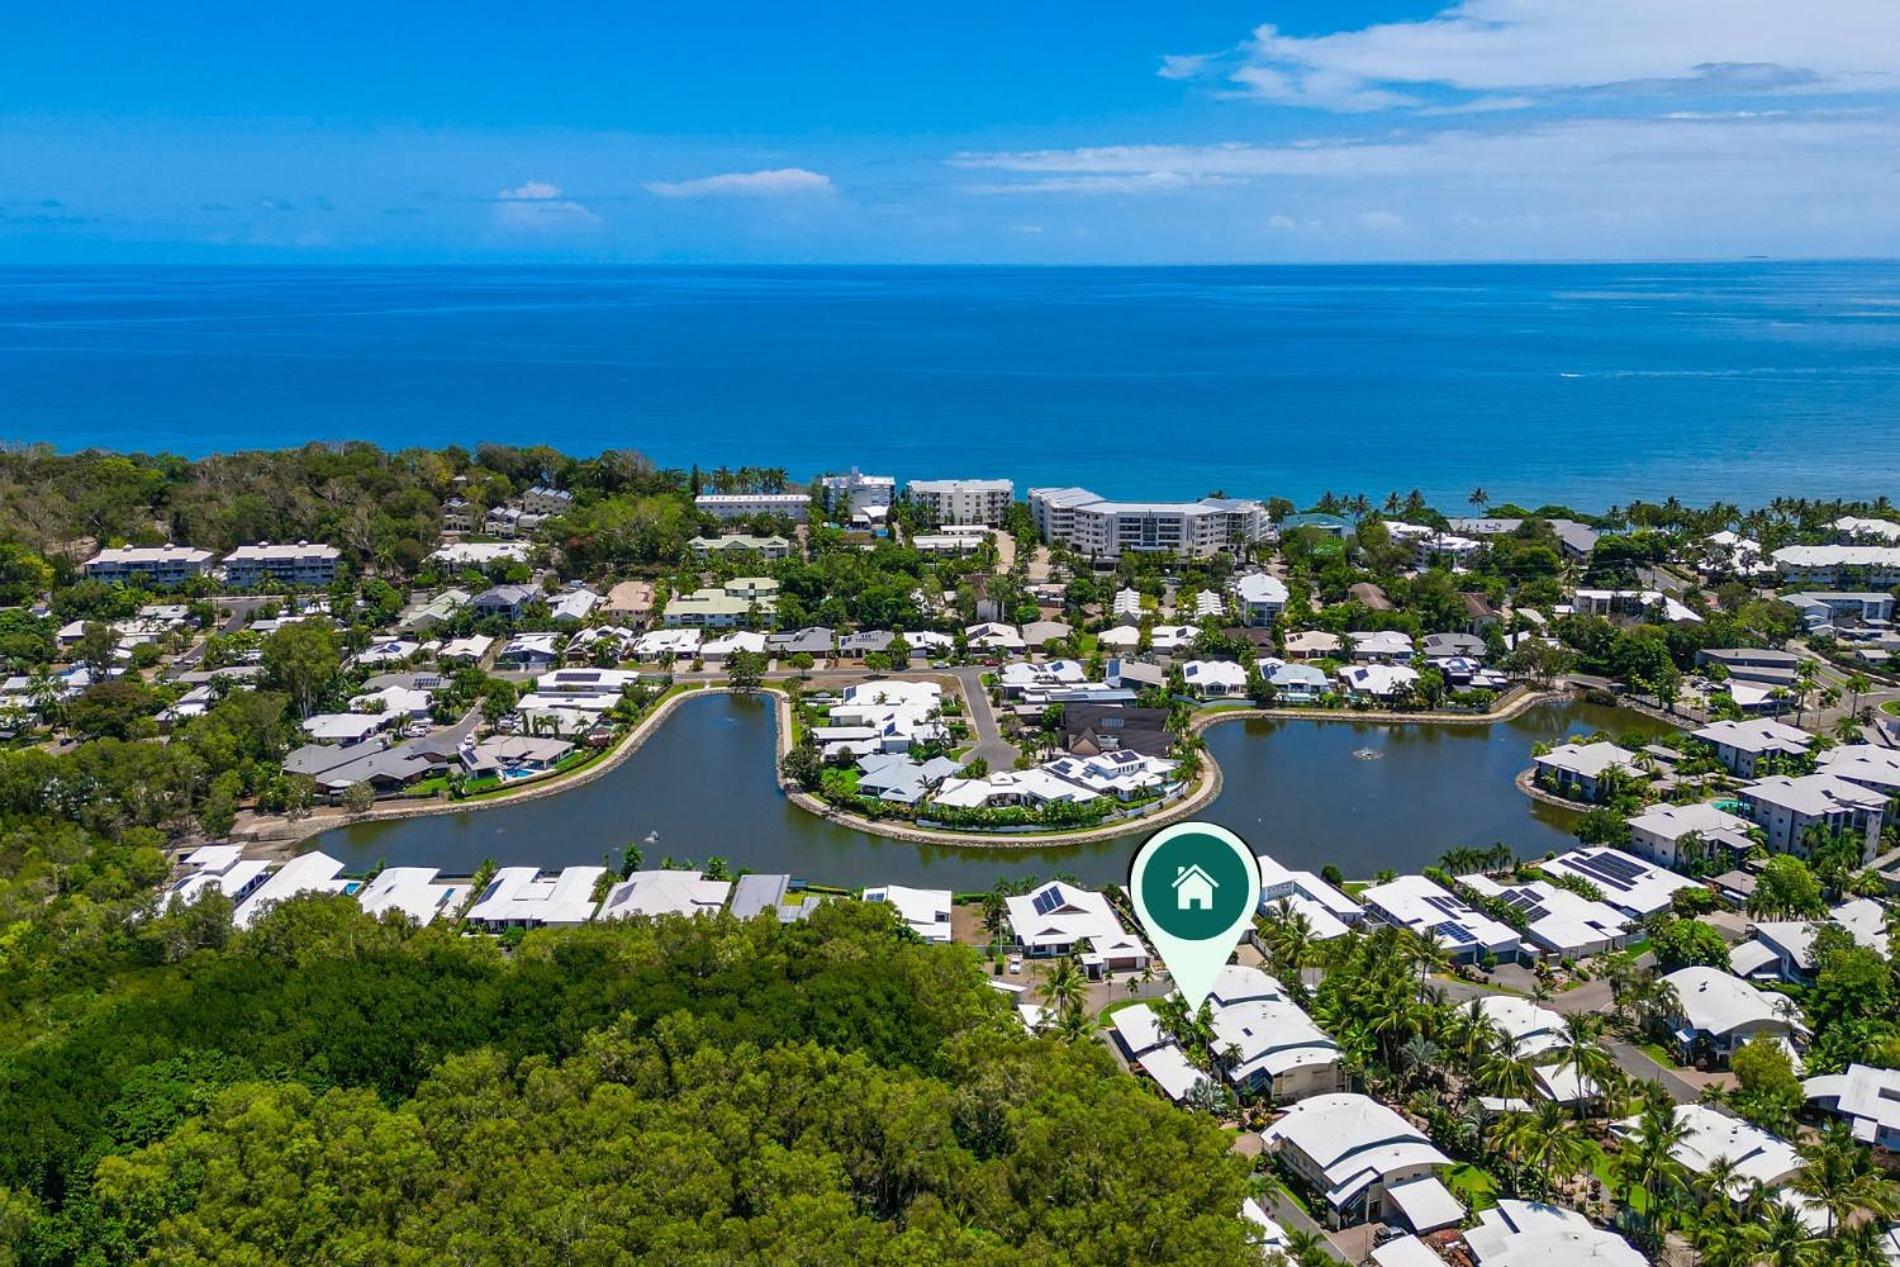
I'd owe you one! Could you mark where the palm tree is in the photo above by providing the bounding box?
[1792,1121,1900,1238]
[1756,1201,1821,1267]
[1184,1075,1234,1119]
[1846,670,1870,719]
[1469,487,1490,512]
[1477,1047,1538,1104]
[1042,955,1088,1029]
[1551,1013,1614,1118]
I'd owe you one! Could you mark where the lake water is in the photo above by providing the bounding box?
[6,262,1900,509]
[317,693,1672,891]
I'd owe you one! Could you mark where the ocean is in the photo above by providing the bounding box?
[2,261,1898,510]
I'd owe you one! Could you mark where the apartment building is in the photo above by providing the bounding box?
[81,543,215,587]
[907,477,1014,526]
[223,542,342,588]
[1027,486,1267,560]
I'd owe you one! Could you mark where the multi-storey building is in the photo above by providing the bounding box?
[81,544,215,587]
[1026,487,1266,561]
[223,542,342,588]
[907,477,1014,526]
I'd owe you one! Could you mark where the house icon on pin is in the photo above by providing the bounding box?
[1172,863,1218,911]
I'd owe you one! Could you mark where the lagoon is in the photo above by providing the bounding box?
[318,693,1672,891]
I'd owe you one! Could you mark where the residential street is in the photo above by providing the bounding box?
[950,664,1020,769]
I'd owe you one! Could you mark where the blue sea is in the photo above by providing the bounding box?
[2,262,1898,510]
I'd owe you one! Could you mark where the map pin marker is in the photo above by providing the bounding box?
[1128,821,1261,1011]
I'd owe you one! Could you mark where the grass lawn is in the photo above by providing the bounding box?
[1445,1162,1500,1211]
[1636,1040,1678,1068]
[1095,997,1153,1027]
[1585,1140,1645,1215]
[1884,699,1900,717]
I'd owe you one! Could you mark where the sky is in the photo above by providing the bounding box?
[5,1,1900,264]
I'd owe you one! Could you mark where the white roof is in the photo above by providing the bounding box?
[861,883,953,941]
[1617,1103,1801,1190]
[1385,1175,1465,1233]
[1261,1093,1450,1200]
[232,851,350,929]
[356,866,458,924]
[1349,630,1414,654]
[598,870,732,920]
[1135,1043,1207,1102]
[1371,1236,1444,1267]
[1540,847,1700,918]
[1474,994,1568,1059]
[1819,744,1900,792]
[1234,572,1289,605]
[1464,874,1634,956]
[1467,1200,1645,1267]
[1210,997,1341,1083]
[1806,1063,1900,1141]
[1745,772,1888,817]
[465,865,607,927]
[1005,881,1135,952]
[302,712,388,743]
[1662,965,1806,1039]
[1183,659,1248,690]
[1338,663,1420,696]
[1210,963,1285,1006]
[1692,718,1814,756]
[430,541,530,566]
[1625,799,1753,844]
[182,843,244,872]
[1535,741,1641,780]
[1109,1002,1168,1057]
[1362,873,1520,954]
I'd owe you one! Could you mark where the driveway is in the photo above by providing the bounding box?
[1605,1040,1702,1104]
[951,665,1020,769]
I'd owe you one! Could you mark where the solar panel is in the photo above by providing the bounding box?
[1564,855,1634,891]
[1434,921,1476,945]
[1032,886,1064,915]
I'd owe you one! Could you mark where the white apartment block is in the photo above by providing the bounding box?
[81,544,215,587]
[1771,545,1900,588]
[1027,487,1267,561]
[907,477,1014,526]
[223,542,342,588]
[817,468,895,512]
[694,493,809,523]
[521,485,573,515]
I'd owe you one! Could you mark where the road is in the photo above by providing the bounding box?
[950,665,1020,769]
[1604,1040,1703,1104]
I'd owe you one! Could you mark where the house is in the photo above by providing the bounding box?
[1660,965,1807,1061]
[428,541,530,569]
[464,866,607,930]
[1210,992,1348,1103]
[855,753,962,804]
[231,851,350,930]
[597,870,732,920]
[1540,847,1701,919]
[438,634,494,664]
[1785,591,1895,632]
[1460,592,1504,632]
[163,845,271,911]
[1804,1063,1900,1149]
[998,659,1088,695]
[1740,773,1887,859]
[1361,874,1520,963]
[1532,742,1643,802]
[548,588,601,623]
[1692,718,1815,778]
[1257,852,1364,940]
[725,873,819,923]
[399,588,472,634]
[459,735,574,780]
[633,627,702,661]
[1040,749,1177,800]
[1268,662,1330,702]
[1234,572,1289,626]
[1348,630,1414,662]
[1731,897,1889,983]
[1833,516,1900,544]
[1261,1093,1457,1230]
[1337,663,1419,700]
[472,583,540,621]
[302,712,393,746]
[1465,1200,1645,1267]
[1108,1003,1207,1103]
[1473,995,1569,1060]
[495,631,564,668]
[1021,619,1072,647]
[1111,588,1145,624]
[1004,881,1148,976]
[701,630,768,664]
[223,541,341,588]
[767,627,836,660]
[1611,1103,1801,1193]
[1624,800,1757,869]
[1421,632,1487,660]
[1183,659,1248,697]
[861,883,953,941]
[1464,875,1635,959]
[354,638,422,668]
[1348,580,1394,612]
[356,867,459,925]
[82,543,215,586]
[964,622,1025,652]
[601,580,656,624]
[1060,703,1171,758]
[521,485,573,516]
[1149,624,1199,653]
[1184,590,1225,621]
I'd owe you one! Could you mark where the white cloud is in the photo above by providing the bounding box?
[1232,1,1900,114]
[492,180,599,231]
[961,170,1235,196]
[1266,214,1298,230]
[1354,210,1406,232]
[1157,53,1213,81]
[643,168,834,199]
